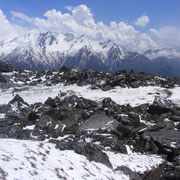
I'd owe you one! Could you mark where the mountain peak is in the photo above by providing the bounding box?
[0,31,180,76]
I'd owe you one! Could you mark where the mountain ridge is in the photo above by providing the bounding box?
[0,31,180,77]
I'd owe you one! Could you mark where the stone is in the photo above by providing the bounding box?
[115,166,142,180]
[79,112,119,131]
[148,97,174,115]
[161,170,180,180]
[0,74,9,83]
[143,129,180,158]
[8,94,29,108]
[116,125,135,137]
[54,141,77,151]
[47,121,65,138]
[0,61,13,72]
[170,115,180,122]
[74,143,112,168]
[36,115,52,128]
[44,97,57,107]
[27,111,39,123]
[7,125,30,139]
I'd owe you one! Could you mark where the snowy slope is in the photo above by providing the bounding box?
[0,84,169,107]
[0,32,125,58]
[0,139,164,180]
[0,32,132,70]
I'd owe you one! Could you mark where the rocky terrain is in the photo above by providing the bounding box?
[0,61,180,179]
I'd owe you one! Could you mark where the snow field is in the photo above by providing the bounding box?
[0,139,164,180]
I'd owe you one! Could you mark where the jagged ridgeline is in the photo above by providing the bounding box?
[1,61,180,179]
[0,31,180,77]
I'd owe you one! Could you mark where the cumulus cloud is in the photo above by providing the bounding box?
[135,14,150,27]
[0,5,159,53]
[0,10,25,41]
[150,27,180,48]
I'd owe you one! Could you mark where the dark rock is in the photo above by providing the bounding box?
[8,94,29,108]
[53,141,77,151]
[0,105,9,113]
[102,97,118,109]
[161,170,180,180]
[143,160,166,180]
[0,61,13,72]
[47,121,65,138]
[79,112,119,131]
[176,123,180,130]
[132,103,149,114]
[115,166,142,179]
[43,108,62,121]
[130,80,143,88]
[27,111,39,123]
[44,97,57,107]
[119,114,130,124]
[6,112,26,124]
[116,125,135,137]
[0,74,8,83]
[74,143,112,168]
[169,115,180,122]
[36,115,52,128]
[147,97,174,115]
[128,112,140,127]
[143,129,180,159]
[7,125,30,139]
[101,85,112,91]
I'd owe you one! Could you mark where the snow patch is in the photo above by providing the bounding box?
[0,113,5,119]
[0,84,168,107]
[0,139,164,180]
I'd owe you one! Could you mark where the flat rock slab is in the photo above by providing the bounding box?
[79,112,119,131]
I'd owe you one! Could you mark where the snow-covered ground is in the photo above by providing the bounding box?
[0,84,173,107]
[167,87,180,107]
[0,139,164,180]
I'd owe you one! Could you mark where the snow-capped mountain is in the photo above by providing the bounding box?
[0,31,180,76]
[0,31,145,71]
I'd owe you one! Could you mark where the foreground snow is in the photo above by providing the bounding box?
[0,84,171,107]
[167,87,180,107]
[0,139,164,180]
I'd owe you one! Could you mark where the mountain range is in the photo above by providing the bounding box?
[0,31,180,77]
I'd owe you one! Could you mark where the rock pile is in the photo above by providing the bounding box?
[1,66,180,179]
[2,66,176,89]
[0,90,180,179]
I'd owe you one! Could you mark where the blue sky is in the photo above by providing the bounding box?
[0,0,180,52]
[1,0,180,28]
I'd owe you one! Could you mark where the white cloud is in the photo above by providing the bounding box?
[150,27,180,48]
[0,10,25,41]
[0,6,158,53]
[135,15,150,27]
[11,11,33,23]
